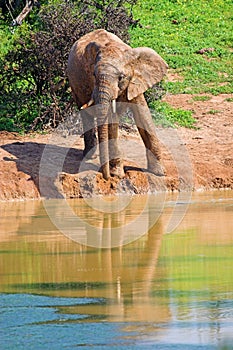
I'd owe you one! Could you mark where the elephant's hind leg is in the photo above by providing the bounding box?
[71,91,97,159]
[131,96,165,176]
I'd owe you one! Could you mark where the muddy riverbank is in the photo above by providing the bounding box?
[0,93,232,201]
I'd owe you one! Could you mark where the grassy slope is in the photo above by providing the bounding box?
[130,0,233,95]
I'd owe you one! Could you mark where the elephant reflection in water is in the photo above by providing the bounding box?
[66,195,168,323]
[1,195,168,324]
[69,195,164,248]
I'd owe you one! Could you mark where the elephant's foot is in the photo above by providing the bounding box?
[101,163,110,180]
[148,163,166,176]
[110,159,124,178]
[147,150,165,176]
[147,159,166,177]
[148,164,166,176]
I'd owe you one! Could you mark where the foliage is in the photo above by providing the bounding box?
[0,0,138,131]
[74,0,138,44]
[130,0,233,95]
[0,0,232,132]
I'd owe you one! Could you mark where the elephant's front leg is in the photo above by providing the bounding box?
[108,114,124,178]
[81,111,97,158]
[131,95,165,176]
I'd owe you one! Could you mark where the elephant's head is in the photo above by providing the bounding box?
[84,42,168,106]
[82,41,168,179]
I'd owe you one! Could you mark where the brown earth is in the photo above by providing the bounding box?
[0,93,232,201]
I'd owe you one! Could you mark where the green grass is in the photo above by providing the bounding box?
[150,99,196,128]
[192,95,211,102]
[130,0,233,95]
[208,109,221,114]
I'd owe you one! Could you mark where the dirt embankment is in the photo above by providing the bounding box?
[0,93,232,201]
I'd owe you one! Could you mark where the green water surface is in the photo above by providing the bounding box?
[0,191,233,349]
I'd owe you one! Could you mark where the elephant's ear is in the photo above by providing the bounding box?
[84,42,100,64]
[127,47,168,101]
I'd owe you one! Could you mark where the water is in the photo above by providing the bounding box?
[0,191,233,349]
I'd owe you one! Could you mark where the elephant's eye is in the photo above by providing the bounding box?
[118,74,126,82]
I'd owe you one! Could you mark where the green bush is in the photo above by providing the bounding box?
[0,0,138,131]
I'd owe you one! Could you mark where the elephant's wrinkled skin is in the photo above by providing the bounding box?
[67,29,168,180]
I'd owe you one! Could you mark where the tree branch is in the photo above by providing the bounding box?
[13,0,39,25]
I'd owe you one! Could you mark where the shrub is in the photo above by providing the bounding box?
[0,0,138,131]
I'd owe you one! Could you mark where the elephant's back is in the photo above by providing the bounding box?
[71,29,130,55]
[67,38,95,106]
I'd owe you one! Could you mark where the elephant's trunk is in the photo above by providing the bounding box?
[95,86,112,180]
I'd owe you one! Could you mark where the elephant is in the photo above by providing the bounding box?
[67,29,168,180]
